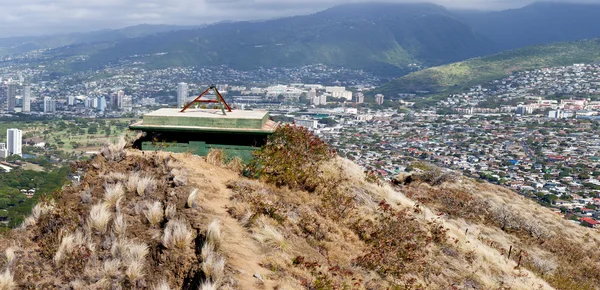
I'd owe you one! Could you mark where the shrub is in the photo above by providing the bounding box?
[125,259,145,282]
[20,200,55,229]
[127,172,141,192]
[248,124,333,191]
[165,203,177,220]
[54,231,86,265]
[162,219,195,249]
[354,201,432,278]
[102,259,121,278]
[152,280,171,290]
[226,157,244,173]
[100,138,126,162]
[201,242,225,285]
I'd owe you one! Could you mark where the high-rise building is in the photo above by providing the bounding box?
[6,83,16,112]
[0,143,7,158]
[44,97,56,113]
[375,94,385,105]
[0,83,17,112]
[354,92,365,104]
[22,85,31,112]
[177,82,189,108]
[7,129,22,156]
[120,96,133,111]
[97,96,107,112]
[67,95,75,106]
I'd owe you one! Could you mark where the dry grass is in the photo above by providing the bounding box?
[162,219,195,249]
[20,200,55,229]
[127,172,141,193]
[113,214,127,236]
[198,281,218,290]
[0,269,15,290]
[104,182,125,209]
[104,171,127,183]
[144,201,164,226]
[125,259,145,282]
[4,248,16,269]
[152,280,171,290]
[206,149,224,166]
[102,259,120,278]
[165,203,177,220]
[88,203,112,233]
[201,242,225,285]
[187,189,199,208]
[137,176,157,196]
[54,231,86,265]
[252,217,286,250]
[100,138,127,162]
[226,157,244,173]
[206,220,222,250]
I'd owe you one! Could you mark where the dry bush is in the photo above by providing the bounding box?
[162,219,195,249]
[144,201,164,226]
[165,203,177,220]
[354,201,434,279]
[528,255,557,276]
[490,205,522,231]
[136,176,157,196]
[104,182,125,209]
[226,157,244,173]
[404,186,487,220]
[206,220,222,250]
[0,269,15,290]
[20,200,55,229]
[187,189,199,208]
[89,203,112,233]
[113,214,127,236]
[111,239,149,264]
[206,149,224,166]
[100,138,127,162]
[412,163,457,186]
[247,124,333,191]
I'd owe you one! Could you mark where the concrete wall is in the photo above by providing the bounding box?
[141,141,257,162]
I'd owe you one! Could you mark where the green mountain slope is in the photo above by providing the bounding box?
[378,39,600,95]
[66,3,493,76]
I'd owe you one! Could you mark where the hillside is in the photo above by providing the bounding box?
[61,3,491,76]
[378,38,600,96]
[0,132,599,289]
[457,2,600,52]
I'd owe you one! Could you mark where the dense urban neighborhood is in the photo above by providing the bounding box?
[2,61,600,228]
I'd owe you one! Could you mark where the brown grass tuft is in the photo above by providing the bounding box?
[162,219,195,249]
[206,149,224,166]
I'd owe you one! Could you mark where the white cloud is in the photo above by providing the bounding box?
[0,0,591,37]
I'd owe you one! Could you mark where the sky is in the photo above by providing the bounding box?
[0,0,595,38]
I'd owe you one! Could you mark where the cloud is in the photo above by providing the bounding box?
[0,0,590,37]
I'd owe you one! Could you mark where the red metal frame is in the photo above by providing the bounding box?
[180,85,232,114]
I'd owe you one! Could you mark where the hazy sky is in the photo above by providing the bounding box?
[0,0,594,37]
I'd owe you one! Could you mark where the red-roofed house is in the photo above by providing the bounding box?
[580,217,600,229]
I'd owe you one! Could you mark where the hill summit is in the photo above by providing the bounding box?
[0,127,598,289]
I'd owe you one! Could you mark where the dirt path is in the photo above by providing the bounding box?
[178,154,275,289]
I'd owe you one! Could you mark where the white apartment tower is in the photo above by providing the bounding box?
[7,129,22,156]
[44,97,56,113]
[177,82,189,108]
[375,94,385,105]
[22,85,31,112]
[0,143,8,158]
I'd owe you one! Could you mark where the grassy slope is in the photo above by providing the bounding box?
[1,148,598,288]
[379,38,600,95]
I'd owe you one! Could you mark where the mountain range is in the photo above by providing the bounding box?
[4,2,600,80]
